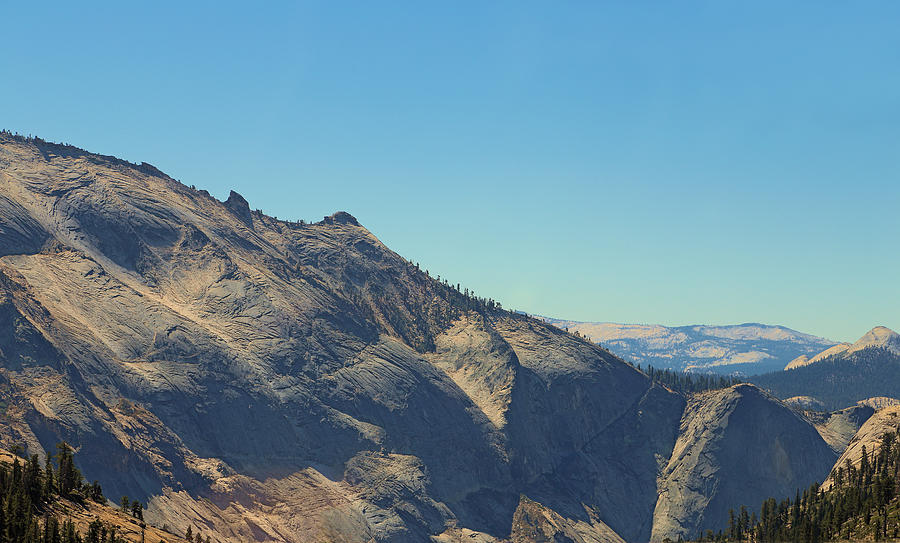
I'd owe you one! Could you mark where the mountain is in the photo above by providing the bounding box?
[751,327,900,411]
[540,319,835,375]
[0,134,838,543]
[783,326,900,371]
[849,326,900,356]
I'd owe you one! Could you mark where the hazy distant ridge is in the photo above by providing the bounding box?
[540,318,836,375]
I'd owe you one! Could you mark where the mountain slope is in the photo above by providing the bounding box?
[752,327,900,411]
[541,320,835,375]
[0,134,838,543]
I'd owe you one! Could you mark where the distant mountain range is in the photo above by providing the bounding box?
[539,318,836,375]
[751,326,900,411]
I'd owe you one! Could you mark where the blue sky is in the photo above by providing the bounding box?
[3,2,898,342]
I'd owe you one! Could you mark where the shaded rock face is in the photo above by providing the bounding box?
[651,385,838,541]
[0,193,48,256]
[324,211,360,226]
[813,405,875,454]
[782,398,877,454]
[0,135,839,543]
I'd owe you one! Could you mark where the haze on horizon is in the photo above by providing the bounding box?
[2,2,898,342]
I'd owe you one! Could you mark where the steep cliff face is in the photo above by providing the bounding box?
[0,135,840,542]
[651,385,837,541]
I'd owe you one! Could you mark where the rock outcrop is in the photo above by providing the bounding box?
[509,496,626,543]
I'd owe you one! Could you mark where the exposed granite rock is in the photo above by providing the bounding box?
[223,190,252,224]
[510,496,626,543]
[858,397,900,410]
[823,405,900,490]
[651,385,837,541]
[784,327,900,372]
[323,211,361,226]
[783,395,826,412]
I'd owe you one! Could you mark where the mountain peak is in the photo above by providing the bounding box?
[862,325,898,339]
[849,326,900,355]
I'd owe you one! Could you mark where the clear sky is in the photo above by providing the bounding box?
[3,2,898,342]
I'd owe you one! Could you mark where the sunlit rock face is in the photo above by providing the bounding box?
[651,385,837,542]
[0,135,839,542]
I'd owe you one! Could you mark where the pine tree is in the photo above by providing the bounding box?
[44,453,55,498]
[62,519,79,543]
[90,481,103,503]
[56,443,80,496]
